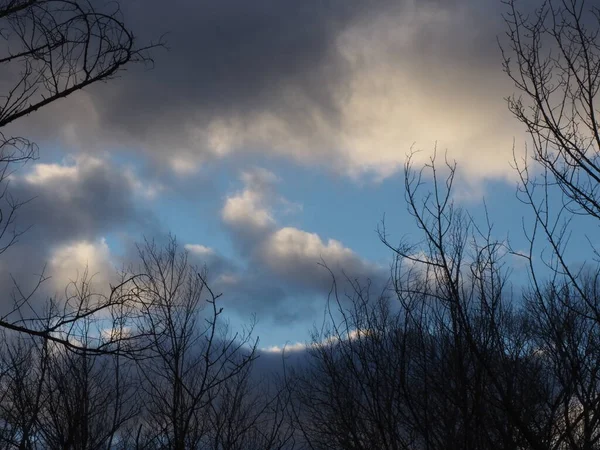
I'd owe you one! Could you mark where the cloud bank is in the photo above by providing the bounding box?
[6,0,523,183]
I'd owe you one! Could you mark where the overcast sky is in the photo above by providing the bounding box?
[3,0,589,349]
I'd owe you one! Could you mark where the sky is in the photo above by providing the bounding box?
[1,0,591,350]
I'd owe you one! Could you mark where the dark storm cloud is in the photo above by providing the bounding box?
[100,0,364,131]
[3,0,526,181]
[4,0,369,166]
[97,0,506,127]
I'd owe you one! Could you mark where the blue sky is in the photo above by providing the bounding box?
[2,0,597,350]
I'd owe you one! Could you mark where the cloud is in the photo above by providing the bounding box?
[261,341,308,354]
[223,170,386,289]
[184,244,215,257]
[48,238,114,292]
[221,168,280,239]
[0,155,158,310]
[259,328,375,355]
[213,169,389,321]
[9,155,156,243]
[24,163,79,185]
[6,0,524,184]
[222,189,275,234]
[261,227,380,288]
[264,227,354,264]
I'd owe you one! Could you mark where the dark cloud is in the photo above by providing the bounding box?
[101,0,364,130]
[186,231,388,324]
[186,245,323,324]
[98,0,506,127]
[2,0,522,181]
[10,158,153,243]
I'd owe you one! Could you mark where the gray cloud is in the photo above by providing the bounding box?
[10,157,154,243]
[107,0,360,124]
[5,0,523,182]
[0,156,158,309]
[185,243,323,324]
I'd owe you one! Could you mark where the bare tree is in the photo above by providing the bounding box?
[35,278,141,450]
[0,239,294,450]
[500,1,600,447]
[0,330,50,449]
[36,346,139,450]
[0,0,158,128]
[524,274,600,450]
[289,149,588,450]
[377,151,533,449]
[127,237,259,450]
[289,280,418,450]
[501,0,600,220]
[288,253,527,450]
[0,272,143,450]
[207,363,296,450]
[0,267,153,355]
[501,0,600,362]
[0,134,37,255]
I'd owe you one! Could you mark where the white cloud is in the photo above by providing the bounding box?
[24,163,79,185]
[222,189,275,231]
[48,238,114,291]
[23,154,161,201]
[259,226,383,288]
[261,341,308,353]
[216,273,239,285]
[170,154,201,176]
[221,168,279,233]
[261,328,374,353]
[263,227,356,269]
[184,243,215,257]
